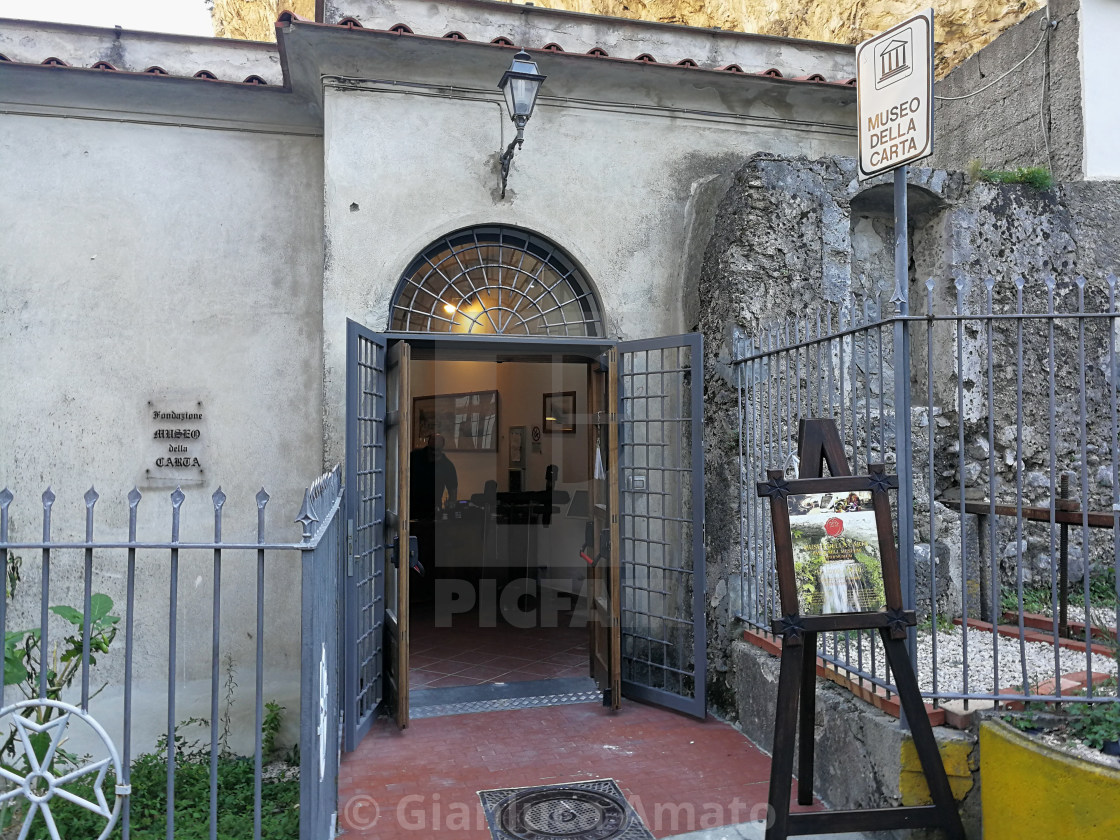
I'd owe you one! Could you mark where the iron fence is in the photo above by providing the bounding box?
[0,467,343,840]
[735,274,1120,707]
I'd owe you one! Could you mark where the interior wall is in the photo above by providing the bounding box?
[497,361,590,491]
[409,358,590,501]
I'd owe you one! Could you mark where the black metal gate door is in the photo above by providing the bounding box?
[617,334,706,717]
[343,320,387,751]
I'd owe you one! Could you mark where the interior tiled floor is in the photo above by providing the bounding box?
[409,604,589,689]
[337,700,819,840]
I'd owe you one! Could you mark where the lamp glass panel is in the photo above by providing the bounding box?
[509,77,539,117]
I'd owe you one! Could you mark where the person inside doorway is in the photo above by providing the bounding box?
[410,433,458,517]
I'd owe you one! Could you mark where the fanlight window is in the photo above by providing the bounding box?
[389,226,602,336]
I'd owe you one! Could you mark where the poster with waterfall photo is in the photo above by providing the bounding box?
[787,491,886,615]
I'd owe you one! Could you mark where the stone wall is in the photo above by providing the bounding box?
[693,152,1120,708]
[930,0,1083,181]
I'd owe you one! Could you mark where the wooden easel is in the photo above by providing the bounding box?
[758,419,965,840]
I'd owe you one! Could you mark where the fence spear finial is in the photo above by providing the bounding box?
[296,489,318,543]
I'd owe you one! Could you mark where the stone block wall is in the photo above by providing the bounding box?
[692,151,1120,711]
[930,0,1083,181]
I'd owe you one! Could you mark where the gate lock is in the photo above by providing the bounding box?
[390,535,422,575]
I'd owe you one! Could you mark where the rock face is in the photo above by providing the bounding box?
[210,0,315,41]
[211,0,1043,77]
[696,153,1120,671]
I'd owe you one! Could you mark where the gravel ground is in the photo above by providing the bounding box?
[1049,602,1118,631]
[821,624,1118,696]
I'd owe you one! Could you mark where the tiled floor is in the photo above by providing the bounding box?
[409,606,588,689]
[337,700,819,840]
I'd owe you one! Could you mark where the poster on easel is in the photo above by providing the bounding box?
[787,491,886,615]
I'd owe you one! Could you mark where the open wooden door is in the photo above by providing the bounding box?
[588,348,621,709]
[385,340,412,728]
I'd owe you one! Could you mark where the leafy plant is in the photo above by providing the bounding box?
[262,701,285,759]
[220,653,237,758]
[977,166,1054,190]
[0,593,121,834]
[1000,584,1052,615]
[1003,701,1049,733]
[1067,699,1120,750]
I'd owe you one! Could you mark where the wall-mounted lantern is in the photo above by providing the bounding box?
[497,50,546,198]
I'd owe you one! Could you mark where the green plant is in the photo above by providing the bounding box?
[0,593,121,833]
[219,652,237,758]
[917,612,956,633]
[977,166,1054,190]
[42,713,302,838]
[1000,584,1051,616]
[1002,700,1050,732]
[1088,565,1118,607]
[262,701,285,759]
[1067,700,1120,750]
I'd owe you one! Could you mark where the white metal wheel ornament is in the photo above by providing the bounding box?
[0,700,126,840]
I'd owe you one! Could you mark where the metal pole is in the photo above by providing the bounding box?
[891,165,917,726]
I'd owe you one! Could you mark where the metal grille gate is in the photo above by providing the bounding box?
[343,320,387,751]
[618,334,706,717]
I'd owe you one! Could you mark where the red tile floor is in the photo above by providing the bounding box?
[337,701,819,839]
[409,605,589,688]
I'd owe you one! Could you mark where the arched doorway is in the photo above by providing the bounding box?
[342,226,705,742]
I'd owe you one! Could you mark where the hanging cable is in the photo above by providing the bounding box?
[934,8,1051,102]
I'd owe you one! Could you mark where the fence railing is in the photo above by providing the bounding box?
[735,274,1120,707]
[0,467,343,839]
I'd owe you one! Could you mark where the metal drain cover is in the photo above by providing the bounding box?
[479,779,654,840]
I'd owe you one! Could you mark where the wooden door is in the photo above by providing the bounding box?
[385,340,412,727]
[588,349,621,709]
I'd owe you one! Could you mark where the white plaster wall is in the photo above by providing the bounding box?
[1079,0,1120,179]
[321,82,855,466]
[0,110,323,746]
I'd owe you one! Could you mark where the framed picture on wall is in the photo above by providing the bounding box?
[543,391,576,434]
[413,390,499,451]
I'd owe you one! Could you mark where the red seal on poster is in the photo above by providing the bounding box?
[824,516,844,537]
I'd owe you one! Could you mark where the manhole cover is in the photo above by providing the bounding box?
[479,779,654,840]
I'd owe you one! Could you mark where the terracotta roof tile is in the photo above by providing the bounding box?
[299,16,853,86]
[0,15,854,92]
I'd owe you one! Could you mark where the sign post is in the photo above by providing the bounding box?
[857,10,934,679]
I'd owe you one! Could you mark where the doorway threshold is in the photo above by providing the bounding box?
[410,676,600,719]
